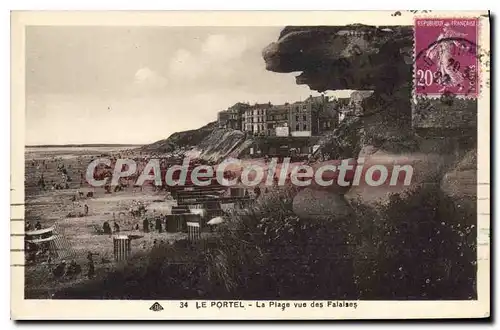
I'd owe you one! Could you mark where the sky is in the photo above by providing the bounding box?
[26,26,352,145]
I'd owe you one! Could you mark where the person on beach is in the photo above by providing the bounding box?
[86,252,95,279]
[155,217,162,233]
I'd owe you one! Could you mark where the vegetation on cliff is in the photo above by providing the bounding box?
[141,121,218,154]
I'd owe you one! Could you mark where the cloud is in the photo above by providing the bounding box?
[134,67,168,90]
[168,34,249,82]
[201,34,248,61]
[168,49,202,80]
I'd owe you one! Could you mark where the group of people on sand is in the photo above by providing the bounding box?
[141,215,166,233]
[99,210,166,235]
[31,159,48,170]
[65,202,89,218]
[33,158,75,191]
[51,251,108,280]
[25,221,42,232]
[141,239,168,250]
[101,220,122,235]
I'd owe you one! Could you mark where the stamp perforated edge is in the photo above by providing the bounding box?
[411,16,482,101]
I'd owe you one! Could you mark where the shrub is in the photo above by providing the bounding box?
[350,184,476,299]
[53,185,476,300]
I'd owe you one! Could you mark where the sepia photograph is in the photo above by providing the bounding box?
[10,10,490,320]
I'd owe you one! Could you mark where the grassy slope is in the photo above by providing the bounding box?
[53,184,476,300]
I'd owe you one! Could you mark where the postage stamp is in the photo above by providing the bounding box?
[414,18,480,98]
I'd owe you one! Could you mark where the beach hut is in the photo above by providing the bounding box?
[113,235,132,262]
[25,225,74,261]
[165,214,186,232]
[186,214,202,242]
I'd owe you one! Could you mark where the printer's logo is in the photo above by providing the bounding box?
[149,302,164,312]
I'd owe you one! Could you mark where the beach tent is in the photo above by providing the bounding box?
[25,225,75,260]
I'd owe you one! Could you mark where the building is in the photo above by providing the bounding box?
[218,95,342,137]
[217,110,231,128]
[337,91,373,122]
[317,101,340,132]
[289,99,312,137]
[289,95,332,137]
[243,102,273,136]
[217,102,250,130]
[266,104,290,136]
[227,102,250,131]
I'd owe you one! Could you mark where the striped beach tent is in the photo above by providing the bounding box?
[113,235,131,262]
[25,223,75,260]
[186,214,202,242]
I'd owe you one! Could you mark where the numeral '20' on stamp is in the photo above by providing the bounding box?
[414,18,479,98]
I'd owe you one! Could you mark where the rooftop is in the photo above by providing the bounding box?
[267,104,289,113]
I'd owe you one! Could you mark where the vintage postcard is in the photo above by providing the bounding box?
[11,11,490,320]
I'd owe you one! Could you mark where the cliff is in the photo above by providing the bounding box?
[263,24,477,192]
[263,25,477,143]
[264,24,478,299]
[142,123,253,163]
[196,128,253,163]
[141,122,218,154]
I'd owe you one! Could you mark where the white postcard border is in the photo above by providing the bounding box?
[10,10,490,320]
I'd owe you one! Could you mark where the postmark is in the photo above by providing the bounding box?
[414,18,479,98]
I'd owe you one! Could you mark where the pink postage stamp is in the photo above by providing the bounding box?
[414,18,479,98]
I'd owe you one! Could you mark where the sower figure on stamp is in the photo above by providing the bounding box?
[425,22,469,92]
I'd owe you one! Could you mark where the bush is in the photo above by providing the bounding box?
[54,185,476,300]
[205,187,357,299]
[54,240,212,299]
[350,184,476,299]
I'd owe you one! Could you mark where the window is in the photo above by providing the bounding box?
[295,124,300,131]
[303,115,307,121]
[303,124,307,130]
[295,115,299,122]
